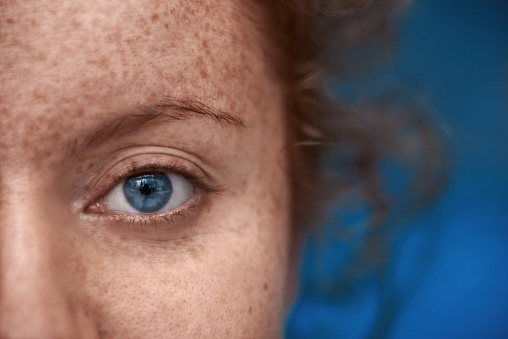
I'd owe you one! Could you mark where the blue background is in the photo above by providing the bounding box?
[286,1,508,338]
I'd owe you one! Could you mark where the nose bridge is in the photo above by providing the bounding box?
[0,175,85,337]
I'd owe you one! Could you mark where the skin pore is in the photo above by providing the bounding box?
[0,0,291,337]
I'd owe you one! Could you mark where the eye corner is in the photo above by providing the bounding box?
[84,199,108,214]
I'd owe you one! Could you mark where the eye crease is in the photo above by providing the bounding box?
[104,171,194,214]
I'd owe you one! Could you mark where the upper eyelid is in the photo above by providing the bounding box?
[92,160,207,203]
[87,146,218,187]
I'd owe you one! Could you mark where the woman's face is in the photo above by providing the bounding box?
[0,0,291,337]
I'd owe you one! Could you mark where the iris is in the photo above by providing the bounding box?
[123,173,172,212]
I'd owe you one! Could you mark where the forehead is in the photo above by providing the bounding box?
[0,0,274,161]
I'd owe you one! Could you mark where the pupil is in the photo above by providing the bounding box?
[140,183,152,196]
[123,173,172,213]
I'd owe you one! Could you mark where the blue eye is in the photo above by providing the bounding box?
[124,173,172,213]
[104,172,194,214]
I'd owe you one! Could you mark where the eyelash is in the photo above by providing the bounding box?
[85,158,226,229]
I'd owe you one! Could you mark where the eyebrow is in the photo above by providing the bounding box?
[64,98,246,159]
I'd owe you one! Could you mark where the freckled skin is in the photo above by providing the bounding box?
[0,1,291,338]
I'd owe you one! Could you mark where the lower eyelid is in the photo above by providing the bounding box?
[82,192,205,235]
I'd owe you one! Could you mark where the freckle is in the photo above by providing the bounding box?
[6,18,14,24]
[216,87,226,99]
[71,19,82,29]
[75,108,84,117]
[249,306,252,314]
[37,51,47,62]
[37,149,51,160]
[199,69,208,79]
[263,282,268,290]
[109,70,118,79]
[106,32,120,44]
[151,13,159,22]
[50,130,61,140]
[86,162,95,170]
[195,56,204,68]
[32,89,48,103]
